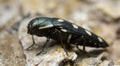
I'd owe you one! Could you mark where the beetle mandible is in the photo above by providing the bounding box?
[27,17,109,55]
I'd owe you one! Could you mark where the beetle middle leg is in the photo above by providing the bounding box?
[36,38,50,56]
[57,30,68,56]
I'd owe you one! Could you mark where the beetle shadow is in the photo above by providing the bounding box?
[75,48,106,60]
[37,41,105,57]
[26,39,106,58]
[62,44,106,58]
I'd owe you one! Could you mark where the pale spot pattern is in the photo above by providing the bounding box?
[72,24,78,29]
[98,37,103,42]
[61,29,67,32]
[58,19,64,22]
[85,30,92,36]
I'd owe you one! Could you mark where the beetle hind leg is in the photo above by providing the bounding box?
[76,45,87,53]
[76,45,83,52]
[75,37,87,52]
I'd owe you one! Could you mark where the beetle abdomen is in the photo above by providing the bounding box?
[52,18,109,48]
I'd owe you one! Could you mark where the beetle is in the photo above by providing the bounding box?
[27,17,109,55]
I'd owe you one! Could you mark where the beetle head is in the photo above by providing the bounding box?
[27,17,52,36]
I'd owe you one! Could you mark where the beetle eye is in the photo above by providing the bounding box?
[28,23,32,29]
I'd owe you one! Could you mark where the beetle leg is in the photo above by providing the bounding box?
[83,39,86,51]
[61,43,68,55]
[26,35,35,50]
[36,38,50,56]
[76,45,83,52]
[75,37,86,52]
[76,45,87,54]
[57,30,68,56]
[83,44,86,51]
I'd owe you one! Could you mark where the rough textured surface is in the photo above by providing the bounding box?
[0,32,25,66]
[0,0,120,66]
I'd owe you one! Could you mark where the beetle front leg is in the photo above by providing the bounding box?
[26,35,35,50]
[36,38,50,56]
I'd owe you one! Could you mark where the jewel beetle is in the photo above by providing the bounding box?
[27,17,109,55]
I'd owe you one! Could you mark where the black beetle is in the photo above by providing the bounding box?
[27,17,109,55]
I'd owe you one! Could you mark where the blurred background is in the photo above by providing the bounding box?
[0,0,120,66]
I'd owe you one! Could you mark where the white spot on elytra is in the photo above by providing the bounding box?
[58,19,64,22]
[61,29,67,32]
[85,30,92,36]
[72,24,78,29]
[67,34,72,43]
[98,37,103,42]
